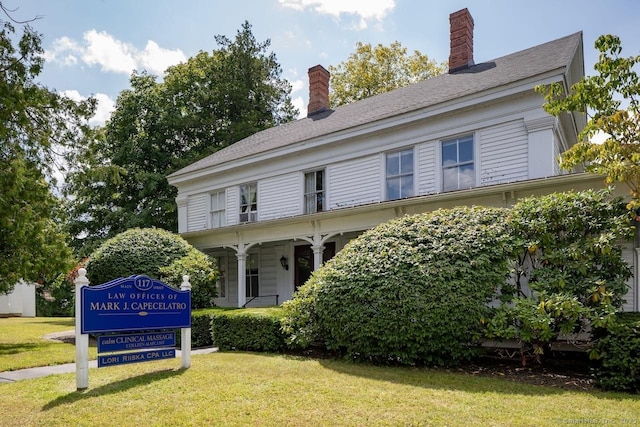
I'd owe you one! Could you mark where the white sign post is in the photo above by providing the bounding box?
[75,268,90,391]
[180,275,192,369]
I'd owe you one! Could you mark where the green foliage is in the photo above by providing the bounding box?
[36,273,75,317]
[592,316,640,392]
[0,11,94,292]
[328,41,445,107]
[486,189,633,357]
[159,250,218,309]
[212,309,285,352]
[283,206,516,366]
[537,34,640,211]
[65,21,297,256]
[0,155,74,293]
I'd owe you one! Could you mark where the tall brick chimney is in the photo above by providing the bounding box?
[448,8,474,73]
[307,65,330,116]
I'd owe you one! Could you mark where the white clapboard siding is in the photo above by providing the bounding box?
[622,242,637,312]
[417,141,437,195]
[259,173,302,221]
[327,155,381,209]
[187,193,208,232]
[480,121,528,186]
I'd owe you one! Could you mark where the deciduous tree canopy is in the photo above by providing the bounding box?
[328,41,445,107]
[65,21,298,256]
[0,4,95,293]
[538,34,640,211]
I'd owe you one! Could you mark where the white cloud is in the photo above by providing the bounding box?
[290,79,304,93]
[279,0,395,29]
[45,30,186,76]
[61,90,116,127]
[292,96,305,118]
[82,30,138,74]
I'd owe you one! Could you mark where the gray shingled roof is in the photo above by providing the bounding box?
[169,32,582,179]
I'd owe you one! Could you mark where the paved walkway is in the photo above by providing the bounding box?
[0,347,217,383]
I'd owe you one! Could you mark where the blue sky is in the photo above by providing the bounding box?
[8,0,640,125]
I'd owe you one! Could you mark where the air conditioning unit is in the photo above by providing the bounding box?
[239,212,257,223]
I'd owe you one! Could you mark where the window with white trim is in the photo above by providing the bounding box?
[304,170,325,213]
[239,183,257,223]
[210,191,226,228]
[442,135,475,191]
[386,148,414,200]
[246,253,259,298]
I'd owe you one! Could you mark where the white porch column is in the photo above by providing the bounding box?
[236,252,247,308]
[311,244,324,271]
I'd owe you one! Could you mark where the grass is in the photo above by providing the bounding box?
[1,317,639,426]
[0,317,97,371]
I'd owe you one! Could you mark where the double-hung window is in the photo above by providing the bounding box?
[245,253,259,298]
[210,191,226,228]
[442,135,475,191]
[239,183,257,223]
[304,170,325,214]
[386,148,414,200]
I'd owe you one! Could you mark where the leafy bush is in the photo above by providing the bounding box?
[486,189,633,357]
[160,250,218,309]
[283,206,516,366]
[85,228,218,309]
[592,314,640,392]
[175,310,217,348]
[212,309,285,352]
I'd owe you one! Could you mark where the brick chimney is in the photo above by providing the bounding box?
[449,8,474,73]
[307,65,330,116]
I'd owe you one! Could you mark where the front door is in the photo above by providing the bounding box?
[294,243,336,291]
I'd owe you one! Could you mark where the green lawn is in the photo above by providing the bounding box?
[1,318,639,426]
[0,317,97,371]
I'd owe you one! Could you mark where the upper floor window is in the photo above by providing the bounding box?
[442,135,475,191]
[239,183,257,223]
[386,148,414,200]
[304,170,325,213]
[210,191,226,228]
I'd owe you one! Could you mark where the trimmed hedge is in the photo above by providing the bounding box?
[592,313,640,393]
[211,308,285,352]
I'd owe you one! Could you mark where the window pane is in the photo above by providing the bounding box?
[316,192,324,212]
[387,177,400,200]
[442,167,458,192]
[400,150,413,175]
[459,164,475,188]
[316,171,323,191]
[442,141,457,166]
[305,194,316,213]
[386,152,399,176]
[401,175,414,198]
[305,173,315,193]
[459,138,474,163]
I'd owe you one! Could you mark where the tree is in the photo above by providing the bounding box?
[537,35,640,211]
[0,4,95,293]
[328,41,446,107]
[65,21,297,256]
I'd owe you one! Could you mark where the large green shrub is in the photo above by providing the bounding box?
[159,250,218,309]
[486,189,633,357]
[85,228,217,309]
[283,206,516,366]
[592,314,640,392]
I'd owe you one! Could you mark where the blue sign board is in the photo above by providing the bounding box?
[81,275,191,334]
[97,331,176,353]
[98,348,176,368]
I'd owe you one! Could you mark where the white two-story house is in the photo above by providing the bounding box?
[168,8,638,310]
